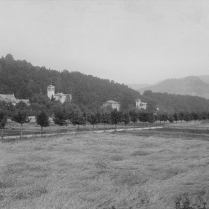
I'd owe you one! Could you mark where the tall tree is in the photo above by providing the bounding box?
[101,112,111,131]
[191,112,199,123]
[111,109,122,131]
[147,112,156,128]
[12,110,30,139]
[70,112,86,131]
[168,114,174,123]
[16,101,28,110]
[0,110,7,140]
[87,114,98,130]
[156,113,164,124]
[36,110,50,136]
[53,108,67,127]
[161,113,168,123]
[179,112,185,123]
[173,112,179,123]
[200,111,207,122]
[122,112,130,130]
[138,112,147,123]
[129,110,138,128]
[95,111,101,130]
[184,112,192,122]
[5,54,14,63]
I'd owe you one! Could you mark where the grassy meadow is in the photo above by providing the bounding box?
[1,130,209,209]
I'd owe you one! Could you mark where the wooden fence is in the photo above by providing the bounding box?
[0,122,163,141]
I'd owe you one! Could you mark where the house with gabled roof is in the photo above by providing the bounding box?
[47,84,72,104]
[103,100,120,111]
[0,94,29,106]
[135,99,147,110]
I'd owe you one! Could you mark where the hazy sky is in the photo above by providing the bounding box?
[1,0,209,84]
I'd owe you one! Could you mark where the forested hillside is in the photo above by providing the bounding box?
[144,90,209,113]
[2,54,209,114]
[0,54,143,111]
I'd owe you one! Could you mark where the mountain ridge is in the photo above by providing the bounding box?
[137,76,209,99]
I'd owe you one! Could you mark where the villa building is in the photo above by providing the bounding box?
[47,84,72,104]
[0,94,30,106]
[135,99,147,110]
[103,100,120,111]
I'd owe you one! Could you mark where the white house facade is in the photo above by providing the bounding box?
[135,99,147,110]
[0,94,30,106]
[47,84,72,104]
[103,100,120,111]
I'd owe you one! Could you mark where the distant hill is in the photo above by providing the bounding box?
[138,76,209,99]
[198,75,209,85]
[127,84,150,90]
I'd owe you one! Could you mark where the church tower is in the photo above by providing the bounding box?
[47,85,55,99]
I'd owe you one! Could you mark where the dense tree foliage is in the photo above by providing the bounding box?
[144,90,209,113]
[129,110,138,125]
[2,100,209,134]
[2,54,209,126]
[111,109,122,130]
[12,110,30,138]
[70,112,86,130]
[101,112,111,130]
[0,110,7,140]
[0,110,7,129]
[53,108,67,127]
[36,110,50,133]
[87,114,98,130]
[122,112,130,130]
[0,54,144,112]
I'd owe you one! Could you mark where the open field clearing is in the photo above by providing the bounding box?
[1,131,209,209]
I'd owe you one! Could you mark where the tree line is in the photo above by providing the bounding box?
[1,100,209,139]
[143,90,209,113]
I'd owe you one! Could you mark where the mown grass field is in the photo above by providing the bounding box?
[1,130,209,209]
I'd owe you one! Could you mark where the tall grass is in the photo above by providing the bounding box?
[0,130,209,208]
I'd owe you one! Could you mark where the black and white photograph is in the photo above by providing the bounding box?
[1,0,209,208]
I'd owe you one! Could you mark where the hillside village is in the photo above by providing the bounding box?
[103,99,147,111]
[0,94,29,106]
[47,84,72,104]
[0,74,148,112]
